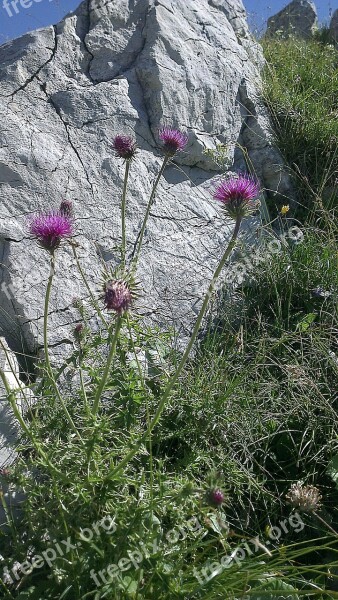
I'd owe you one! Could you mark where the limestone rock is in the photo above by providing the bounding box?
[0,0,293,365]
[266,0,318,39]
[329,9,338,44]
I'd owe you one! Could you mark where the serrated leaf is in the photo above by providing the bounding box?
[250,577,299,599]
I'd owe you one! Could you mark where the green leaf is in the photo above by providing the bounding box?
[296,312,316,332]
[250,577,299,599]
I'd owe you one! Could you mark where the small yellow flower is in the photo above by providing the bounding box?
[281,204,290,215]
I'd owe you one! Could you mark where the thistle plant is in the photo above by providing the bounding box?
[131,127,188,269]
[28,210,82,442]
[105,172,260,480]
[91,279,134,417]
[1,35,337,599]
[23,146,260,485]
[113,134,137,270]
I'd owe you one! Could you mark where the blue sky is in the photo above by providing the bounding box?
[245,0,336,34]
[0,0,336,46]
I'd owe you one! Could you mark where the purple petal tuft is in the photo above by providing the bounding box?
[159,127,188,156]
[213,173,260,219]
[113,135,137,160]
[29,212,73,252]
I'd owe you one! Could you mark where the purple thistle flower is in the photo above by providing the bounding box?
[113,135,137,160]
[213,173,260,219]
[159,127,188,156]
[59,200,74,218]
[104,280,132,314]
[74,323,84,338]
[208,488,225,507]
[29,212,73,253]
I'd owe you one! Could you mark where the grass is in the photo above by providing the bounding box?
[0,32,338,600]
[261,35,338,221]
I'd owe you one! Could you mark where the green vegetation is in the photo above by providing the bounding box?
[0,34,337,600]
[262,36,338,220]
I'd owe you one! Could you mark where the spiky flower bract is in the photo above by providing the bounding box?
[207,488,225,507]
[29,212,73,253]
[104,279,133,315]
[213,173,260,219]
[113,135,137,161]
[60,200,74,218]
[74,323,85,341]
[159,127,188,156]
[286,482,322,513]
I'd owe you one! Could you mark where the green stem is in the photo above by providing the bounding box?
[313,511,338,536]
[132,155,169,270]
[126,316,154,512]
[106,216,242,480]
[0,368,64,479]
[72,245,108,328]
[79,364,90,416]
[43,255,55,379]
[44,254,83,443]
[92,315,123,417]
[121,160,130,271]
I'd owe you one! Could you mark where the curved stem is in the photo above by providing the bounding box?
[131,155,169,270]
[313,511,338,536]
[44,254,83,443]
[92,315,123,417]
[72,245,108,328]
[0,368,64,479]
[106,217,242,480]
[121,160,130,271]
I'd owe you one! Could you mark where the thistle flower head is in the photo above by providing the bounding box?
[113,135,137,160]
[74,323,85,342]
[59,200,74,218]
[213,173,260,219]
[29,212,73,253]
[207,488,225,507]
[159,127,188,156]
[104,279,133,315]
[286,482,322,513]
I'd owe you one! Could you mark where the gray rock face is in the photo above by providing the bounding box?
[329,9,338,43]
[266,0,318,39]
[0,0,292,369]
